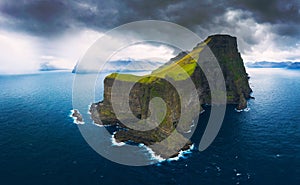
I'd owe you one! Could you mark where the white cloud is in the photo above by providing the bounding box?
[39,29,103,70]
[223,9,300,62]
[221,10,300,62]
[76,2,98,14]
[197,9,300,62]
[0,28,104,74]
[0,27,175,74]
[74,31,177,72]
[109,43,175,62]
[0,30,40,74]
[2,11,300,75]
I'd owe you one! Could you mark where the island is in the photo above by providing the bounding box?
[89,34,252,158]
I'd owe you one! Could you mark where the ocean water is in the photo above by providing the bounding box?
[0,68,299,185]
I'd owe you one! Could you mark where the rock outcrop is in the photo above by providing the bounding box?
[205,35,252,108]
[89,34,252,158]
[72,109,84,123]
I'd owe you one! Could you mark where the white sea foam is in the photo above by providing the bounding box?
[111,132,126,146]
[243,107,251,112]
[184,130,192,133]
[92,122,105,127]
[138,143,165,162]
[109,132,166,162]
[87,103,97,115]
[184,120,196,133]
[87,104,108,127]
[109,129,195,163]
[75,120,85,125]
[236,173,242,176]
[167,144,194,162]
[138,143,195,163]
[87,104,92,115]
[69,109,75,117]
[235,108,243,113]
[235,107,251,113]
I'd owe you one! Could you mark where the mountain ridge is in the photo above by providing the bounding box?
[246,61,300,69]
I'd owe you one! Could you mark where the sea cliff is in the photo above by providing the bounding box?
[89,34,252,158]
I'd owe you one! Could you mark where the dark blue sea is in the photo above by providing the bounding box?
[0,68,299,185]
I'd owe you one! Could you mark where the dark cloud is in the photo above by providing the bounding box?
[0,0,72,34]
[0,0,299,40]
[274,23,300,37]
[229,0,300,24]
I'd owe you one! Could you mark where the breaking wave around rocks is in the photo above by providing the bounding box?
[167,144,195,162]
[70,109,85,125]
[139,143,195,163]
[138,143,165,162]
[110,131,195,163]
[111,132,126,146]
[235,107,251,113]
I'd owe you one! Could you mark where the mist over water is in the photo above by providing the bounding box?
[0,68,299,185]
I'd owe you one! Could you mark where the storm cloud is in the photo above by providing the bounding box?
[0,0,299,36]
[0,0,299,73]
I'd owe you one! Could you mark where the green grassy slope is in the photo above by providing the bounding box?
[107,38,212,83]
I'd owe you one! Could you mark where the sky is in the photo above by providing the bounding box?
[0,0,300,74]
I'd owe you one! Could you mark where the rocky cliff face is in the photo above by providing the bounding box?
[202,35,252,108]
[90,34,252,158]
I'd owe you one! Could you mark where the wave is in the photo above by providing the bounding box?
[87,104,92,115]
[92,122,105,127]
[184,129,192,133]
[111,132,126,146]
[167,144,195,162]
[139,143,195,163]
[138,143,165,162]
[109,132,165,162]
[235,107,251,113]
[184,119,197,133]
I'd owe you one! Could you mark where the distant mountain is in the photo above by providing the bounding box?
[72,59,165,73]
[39,62,67,71]
[287,62,300,69]
[246,61,300,69]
